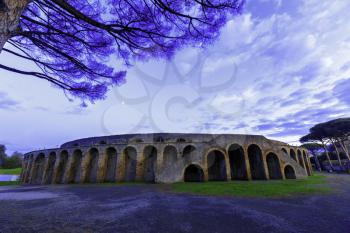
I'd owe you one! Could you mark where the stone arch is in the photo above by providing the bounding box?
[104,147,118,182]
[297,150,304,168]
[45,152,56,184]
[85,148,99,183]
[266,152,282,180]
[227,144,247,180]
[69,149,83,183]
[123,146,137,181]
[56,150,68,184]
[207,149,227,181]
[163,145,177,167]
[32,153,46,184]
[143,145,157,182]
[184,164,204,182]
[281,148,288,156]
[284,165,296,179]
[303,151,311,176]
[290,149,297,162]
[25,154,34,183]
[183,145,196,163]
[247,144,266,180]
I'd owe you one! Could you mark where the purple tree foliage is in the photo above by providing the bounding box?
[0,0,245,102]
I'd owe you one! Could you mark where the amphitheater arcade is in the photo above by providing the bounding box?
[20,133,312,184]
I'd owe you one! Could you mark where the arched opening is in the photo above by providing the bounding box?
[25,154,34,183]
[228,144,247,180]
[124,147,137,181]
[56,151,68,184]
[290,149,297,162]
[281,148,288,156]
[248,144,266,180]
[184,164,204,182]
[266,153,282,179]
[303,151,311,176]
[85,148,99,183]
[284,165,296,179]
[143,146,157,182]
[183,145,196,163]
[32,153,45,184]
[297,150,304,168]
[45,152,56,184]
[207,150,227,181]
[69,150,83,183]
[104,147,118,182]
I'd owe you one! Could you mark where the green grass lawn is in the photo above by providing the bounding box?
[0,168,22,175]
[0,181,20,186]
[170,175,331,198]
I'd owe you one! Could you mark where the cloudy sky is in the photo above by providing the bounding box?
[1,0,350,154]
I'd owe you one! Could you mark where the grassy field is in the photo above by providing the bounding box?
[0,181,20,186]
[170,175,331,198]
[0,168,22,175]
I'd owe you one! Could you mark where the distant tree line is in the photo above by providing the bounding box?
[300,118,350,172]
[0,145,23,169]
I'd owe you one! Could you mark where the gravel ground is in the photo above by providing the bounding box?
[0,173,349,233]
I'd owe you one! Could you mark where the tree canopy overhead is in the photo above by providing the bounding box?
[0,0,245,102]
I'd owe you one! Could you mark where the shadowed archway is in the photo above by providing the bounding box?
[104,147,118,182]
[143,146,157,182]
[69,150,83,183]
[297,150,304,168]
[282,148,288,157]
[56,151,68,184]
[32,153,45,184]
[25,154,34,183]
[303,151,311,176]
[284,165,296,179]
[207,150,227,181]
[85,148,99,183]
[184,164,204,182]
[124,147,137,181]
[45,152,56,184]
[248,145,266,180]
[290,149,297,162]
[266,153,282,180]
[228,144,247,180]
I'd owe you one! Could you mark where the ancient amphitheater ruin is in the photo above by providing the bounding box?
[20,133,312,184]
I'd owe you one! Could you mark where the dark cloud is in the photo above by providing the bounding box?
[0,92,19,110]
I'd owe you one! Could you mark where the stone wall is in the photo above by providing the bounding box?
[20,134,312,184]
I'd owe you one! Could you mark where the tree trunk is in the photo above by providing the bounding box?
[331,140,342,168]
[321,142,333,171]
[311,152,322,171]
[0,0,30,51]
[338,138,350,161]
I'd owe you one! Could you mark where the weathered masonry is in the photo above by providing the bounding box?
[20,133,312,184]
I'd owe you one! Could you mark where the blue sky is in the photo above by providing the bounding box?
[1,0,350,154]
